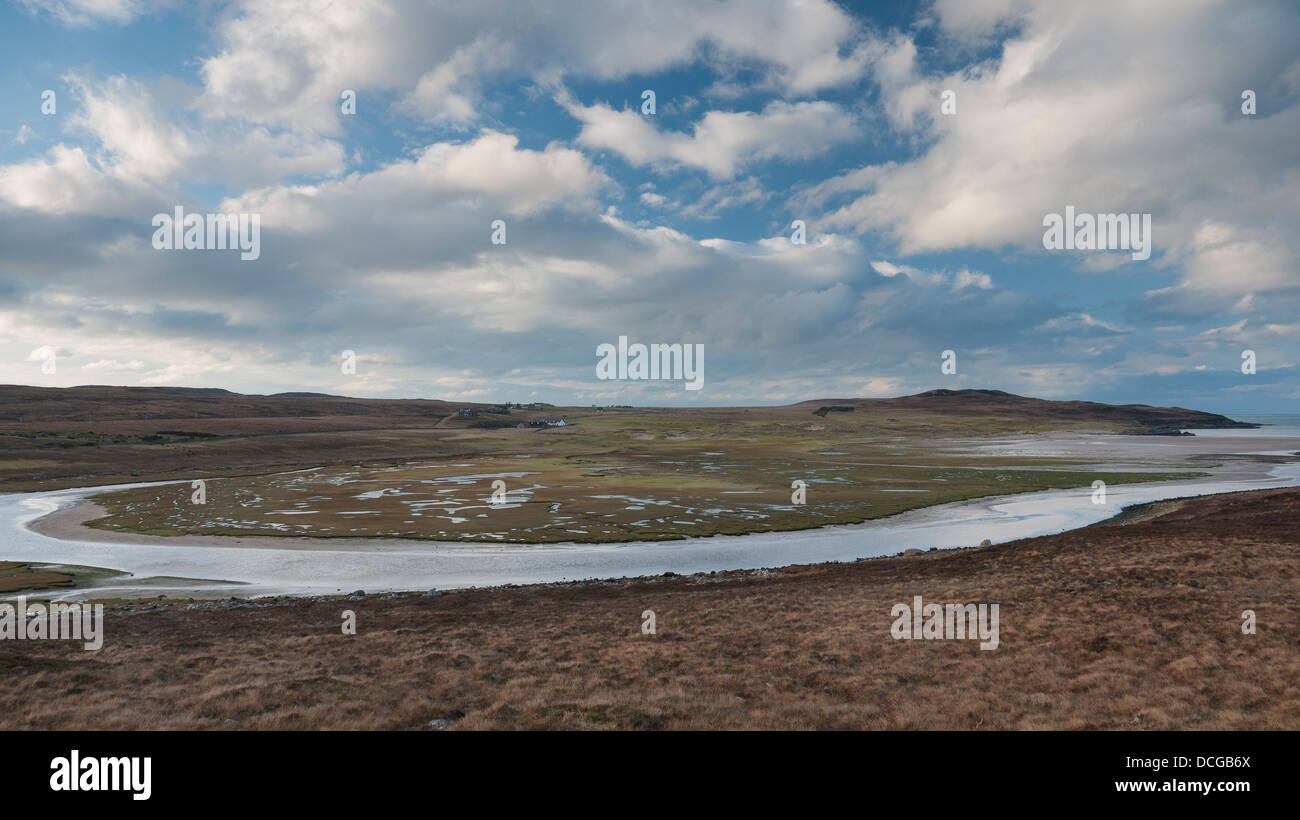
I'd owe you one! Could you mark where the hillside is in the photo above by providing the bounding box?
[0,384,1258,430]
[0,385,462,422]
[793,388,1256,431]
[0,384,1259,493]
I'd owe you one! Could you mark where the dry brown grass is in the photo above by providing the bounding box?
[2,487,1298,730]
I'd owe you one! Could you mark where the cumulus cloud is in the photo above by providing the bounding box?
[0,74,343,215]
[195,0,874,133]
[1,0,1295,411]
[562,96,859,179]
[0,118,1053,404]
[808,0,1300,312]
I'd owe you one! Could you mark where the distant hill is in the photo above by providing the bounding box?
[73,385,237,396]
[0,385,462,422]
[0,384,1257,431]
[793,388,1256,431]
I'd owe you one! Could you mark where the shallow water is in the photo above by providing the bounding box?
[4,447,1299,601]
[1184,414,1300,438]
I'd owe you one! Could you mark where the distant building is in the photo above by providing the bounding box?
[524,418,568,428]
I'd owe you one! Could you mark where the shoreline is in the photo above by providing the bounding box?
[34,490,1219,610]
[5,478,1292,605]
[24,437,1297,553]
[8,432,1298,601]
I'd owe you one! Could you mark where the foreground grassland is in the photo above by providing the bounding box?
[64,405,1200,543]
[4,487,1296,730]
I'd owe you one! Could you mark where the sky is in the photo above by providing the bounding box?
[0,0,1297,412]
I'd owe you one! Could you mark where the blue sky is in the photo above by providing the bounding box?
[0,0,1297,412]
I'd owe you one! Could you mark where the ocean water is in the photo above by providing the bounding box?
[1184,414,1300,438]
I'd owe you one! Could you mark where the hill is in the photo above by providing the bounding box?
[0,385,460,422]
[792,388,1255,432]
[0,384,1260,493]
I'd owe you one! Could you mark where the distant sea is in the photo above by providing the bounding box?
[1184,414,1300,438]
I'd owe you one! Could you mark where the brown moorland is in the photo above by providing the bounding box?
[2,486,1296,730]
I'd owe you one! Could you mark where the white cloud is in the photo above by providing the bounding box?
[401,34,516,126]
[138,362,227,385]
[679,176,768,219]
[1035,313,1129,334]
[223,130,609,232]
[16,0,171,27]
[195,0,873,134]
[563,96,858,179]
[0,74,344,215]
[953,268,992,291]
[1,0,1296,410]
[808,0,1300,308]
[1197,319,1249,339]
[82,358,145,371]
